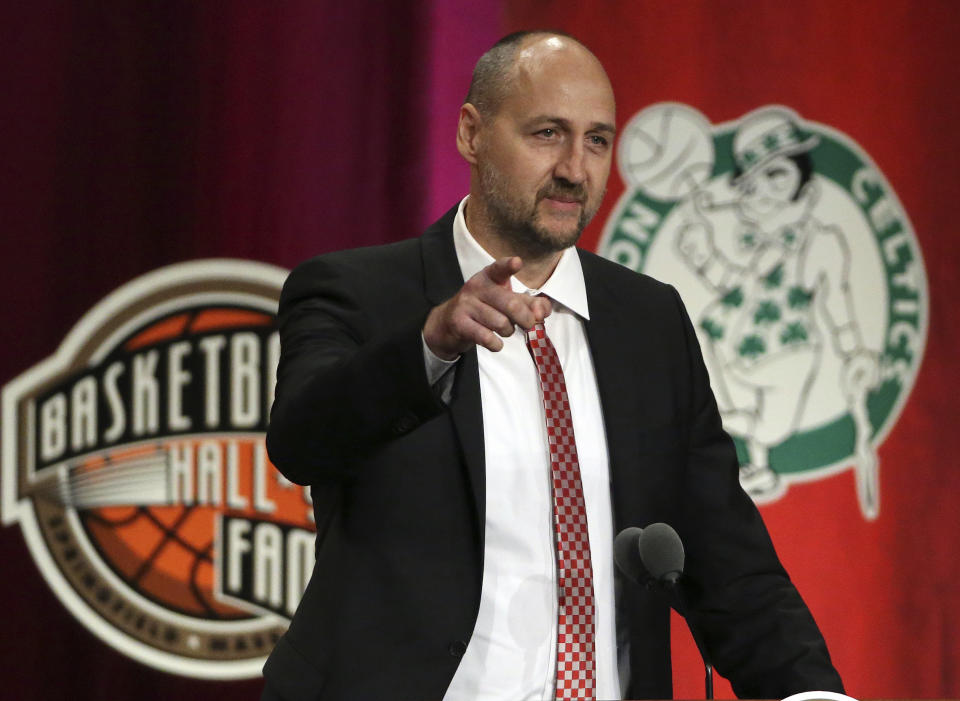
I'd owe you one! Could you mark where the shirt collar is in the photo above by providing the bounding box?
[451,196,590,320]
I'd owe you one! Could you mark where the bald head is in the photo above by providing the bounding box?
[455,31,615,272]
[465,31,613,118]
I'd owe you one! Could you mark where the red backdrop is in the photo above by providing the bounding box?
[502,1,960,697]
[2,1,958,698]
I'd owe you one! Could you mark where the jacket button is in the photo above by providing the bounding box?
[393,413,417,435]
[448,640,467,657]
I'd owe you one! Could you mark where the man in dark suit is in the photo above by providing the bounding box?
[261,31,843,700]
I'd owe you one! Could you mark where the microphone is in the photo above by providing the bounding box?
[614,524,714,699]
[613,522,684,587]
[612,526,647,585]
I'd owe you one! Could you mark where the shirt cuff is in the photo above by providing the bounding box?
[422,333,459,386]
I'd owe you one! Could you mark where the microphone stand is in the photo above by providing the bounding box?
[614,524,713,699]
[660,574,714,700]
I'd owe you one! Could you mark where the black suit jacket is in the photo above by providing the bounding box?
[263,206,843,700]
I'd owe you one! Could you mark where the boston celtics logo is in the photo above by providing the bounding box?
[601,104,927,520]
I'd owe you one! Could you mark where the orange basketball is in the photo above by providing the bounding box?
[75,307,314,621]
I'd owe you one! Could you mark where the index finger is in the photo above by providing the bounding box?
[486,256,522,286]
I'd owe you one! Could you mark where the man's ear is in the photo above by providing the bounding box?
[457,103,483,165]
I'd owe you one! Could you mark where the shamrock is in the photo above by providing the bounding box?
[754,300,782,325]
[780,322,809,345]
[738,334,766,359]
[701,318,725,340]
[787,286,814,309]
[721,287,744,308]
[762,264,784,289]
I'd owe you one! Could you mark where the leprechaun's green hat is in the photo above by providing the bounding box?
[732,108,819,183]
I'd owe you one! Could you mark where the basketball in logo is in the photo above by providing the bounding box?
[1,260,317,679]
[601,104,927,520]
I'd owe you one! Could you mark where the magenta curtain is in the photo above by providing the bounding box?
[0,3,499,699]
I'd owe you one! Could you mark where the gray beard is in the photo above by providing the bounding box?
[479,164,597,260]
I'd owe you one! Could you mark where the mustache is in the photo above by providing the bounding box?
[537,180,587,204]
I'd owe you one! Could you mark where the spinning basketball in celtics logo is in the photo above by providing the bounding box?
[601,104,927,519]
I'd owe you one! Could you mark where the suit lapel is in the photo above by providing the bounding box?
[579,250,636,529]
[420,209,486,540]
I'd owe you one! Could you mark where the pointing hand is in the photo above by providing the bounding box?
[423,257,553,360]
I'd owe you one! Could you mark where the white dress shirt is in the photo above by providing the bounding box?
[435,197,621,701]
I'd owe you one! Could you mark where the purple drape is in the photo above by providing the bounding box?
[0,3,499,698]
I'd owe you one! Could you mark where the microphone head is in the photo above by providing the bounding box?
[613,526,646,584]
[638,522,685,584]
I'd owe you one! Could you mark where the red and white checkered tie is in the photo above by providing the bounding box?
[526,321,596,701]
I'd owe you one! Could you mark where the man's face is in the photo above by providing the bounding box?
[736,155,803,223]
[473,40,616,257]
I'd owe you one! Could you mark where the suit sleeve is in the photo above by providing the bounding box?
[669,286,845,696]
[266,255,447,485]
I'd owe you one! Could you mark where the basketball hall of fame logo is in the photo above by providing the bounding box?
[1,260,317,679]
[601,104,927,520]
